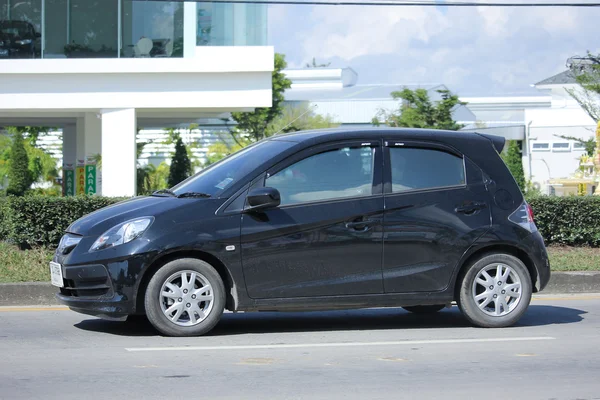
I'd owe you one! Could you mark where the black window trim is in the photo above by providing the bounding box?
[259,139,383,209]
[383,140,467,196]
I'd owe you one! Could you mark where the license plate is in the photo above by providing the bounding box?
[0,49,8,57]
[49,262,64,288]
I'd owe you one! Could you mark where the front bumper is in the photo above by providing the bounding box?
[54,253,153,320]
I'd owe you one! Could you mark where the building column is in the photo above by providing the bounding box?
[62,124,77,196]
[183,2,197,58]
[101,108,137,197]
[75,114,102,195]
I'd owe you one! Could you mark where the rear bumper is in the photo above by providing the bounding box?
[523,230,551,292]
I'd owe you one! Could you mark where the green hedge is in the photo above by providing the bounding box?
[1,195,600,248]
[528,196,600,247]
[0,196,126,248]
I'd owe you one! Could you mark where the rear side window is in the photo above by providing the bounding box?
[390,147,465,193]
[266,146,375,205]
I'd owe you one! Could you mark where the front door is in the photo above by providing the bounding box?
[382,141,492,293]
[241,140,384,299]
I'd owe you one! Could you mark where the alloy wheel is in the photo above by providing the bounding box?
[471,263,522,317]
[159,270,214,326]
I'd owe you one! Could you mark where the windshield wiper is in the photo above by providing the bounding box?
[176,192,212,199]
[152,189,177,197]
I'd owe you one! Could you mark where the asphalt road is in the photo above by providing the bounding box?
[1,294,600,400]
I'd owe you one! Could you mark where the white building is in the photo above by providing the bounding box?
[462,67,598,195]
[0,0,272,197]
[283,67,476,127]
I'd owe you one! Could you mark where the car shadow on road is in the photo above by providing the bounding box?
[72,304,587,337]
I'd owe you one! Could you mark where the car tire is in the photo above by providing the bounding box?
[144,258,226,337]
[457,253,532,328]
[402,305,446,314]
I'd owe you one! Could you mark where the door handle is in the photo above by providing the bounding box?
[345,219,378,231]
[455,202,487,215]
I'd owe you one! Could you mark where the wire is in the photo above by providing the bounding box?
[193,0,600,7]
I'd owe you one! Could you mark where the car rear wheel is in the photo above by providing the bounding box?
[144,258,225,337]
[457,253,532,328]
[402,305,446,314]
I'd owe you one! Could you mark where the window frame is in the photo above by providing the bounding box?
[531,142,550,152]
[551,142,571,152]
[261,139,383,209]
[573,142,586,151]
[383,140,467,196]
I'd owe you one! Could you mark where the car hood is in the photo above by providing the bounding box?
[67,196,204,236]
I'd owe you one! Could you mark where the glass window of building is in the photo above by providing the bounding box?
[2,0,267,60]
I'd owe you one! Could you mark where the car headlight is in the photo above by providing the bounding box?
[90,217,154,252]
[16,39,32,45]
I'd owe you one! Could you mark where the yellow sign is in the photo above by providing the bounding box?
[76,166,85,195]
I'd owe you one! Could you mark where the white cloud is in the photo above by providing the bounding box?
[269,4,600,95]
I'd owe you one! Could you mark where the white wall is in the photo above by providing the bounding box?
[0,46,274,112]
[524,103,596,190]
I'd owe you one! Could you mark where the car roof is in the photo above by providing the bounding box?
[270,127,484,145]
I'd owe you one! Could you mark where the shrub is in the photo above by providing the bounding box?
[168,137,192,187]
[6,130,33,196]
[502,141,525,193]
[1,195,126,248]
[528,196,600,247]
[0,196,8,241]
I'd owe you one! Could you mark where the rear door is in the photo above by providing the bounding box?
[240,140,385,299]
[382,140,491,293]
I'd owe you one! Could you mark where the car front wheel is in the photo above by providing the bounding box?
[144,258,225,337]
[457,253,532,328]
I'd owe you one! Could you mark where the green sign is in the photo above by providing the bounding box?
[64,169,75,196]
[85,164,96,195]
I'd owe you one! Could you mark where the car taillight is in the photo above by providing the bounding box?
[526,203,534,223]
[508,201,537,232]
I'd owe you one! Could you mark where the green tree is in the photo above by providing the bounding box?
[168,136,192,187]
[6,130,33,196]
[502,141,526,193]
[566,54,600,123]
[266,103,338,134]
[372,88,465,131]
[229,53,292,143]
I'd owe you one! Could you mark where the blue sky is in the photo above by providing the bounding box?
[267,3,600,96]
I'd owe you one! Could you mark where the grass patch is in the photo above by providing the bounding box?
[547,245,600,272]
[0,242,53,283]
[0,242,599,283]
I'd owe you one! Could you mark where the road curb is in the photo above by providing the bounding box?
[0,282,59,306]
[1,272,600,306]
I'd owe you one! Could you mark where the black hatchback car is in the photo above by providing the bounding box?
[52,128,550,336]
[0,20,40,58]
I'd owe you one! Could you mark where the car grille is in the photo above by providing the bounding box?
[59,277,112,298]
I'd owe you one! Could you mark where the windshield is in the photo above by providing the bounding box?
[171,139,295,197]
[0,21,31,38]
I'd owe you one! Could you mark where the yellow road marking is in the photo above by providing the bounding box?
[0,306,68,312]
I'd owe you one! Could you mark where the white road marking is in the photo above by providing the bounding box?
[125,336,555,352]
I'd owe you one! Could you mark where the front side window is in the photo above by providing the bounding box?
[390,147,465,193]
[266,146,375,205]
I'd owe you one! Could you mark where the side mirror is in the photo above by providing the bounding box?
[245,187,280,212]
[35,32,41,38]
